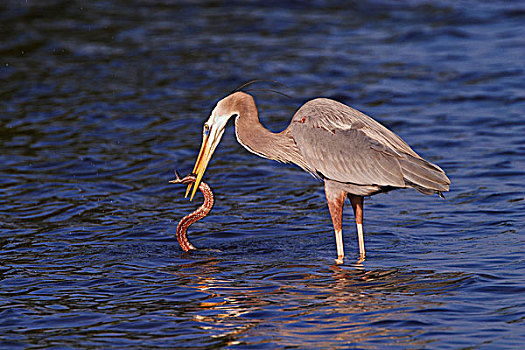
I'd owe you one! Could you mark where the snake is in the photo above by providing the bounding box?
[169,171,214,252]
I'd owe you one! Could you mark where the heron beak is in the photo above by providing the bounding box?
[185,114,229,200]
[186,133,211,200]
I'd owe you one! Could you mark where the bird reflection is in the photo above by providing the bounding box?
[166,256,450,347]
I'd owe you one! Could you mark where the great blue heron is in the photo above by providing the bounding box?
[185,88,450,263]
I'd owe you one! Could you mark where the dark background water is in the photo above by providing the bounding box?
[1,0,524,348]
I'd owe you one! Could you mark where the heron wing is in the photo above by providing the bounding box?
[289,98,449,191]
[290,120,406,187]
[292,98,420,157]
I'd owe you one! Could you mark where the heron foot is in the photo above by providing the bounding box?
[334,256,344,264]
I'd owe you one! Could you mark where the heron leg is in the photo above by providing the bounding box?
[324,182,347,264]
[349,195,365,260]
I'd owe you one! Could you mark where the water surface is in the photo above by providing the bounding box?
[1,0,524,348]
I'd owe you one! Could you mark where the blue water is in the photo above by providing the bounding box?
[1,0,524,348]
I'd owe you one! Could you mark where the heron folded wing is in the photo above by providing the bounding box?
[293,98,420,159]
[290,123,406,188]
[398,155,450,193]
[289,97,450,194]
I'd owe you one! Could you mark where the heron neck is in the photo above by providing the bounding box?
[233,103,309,169]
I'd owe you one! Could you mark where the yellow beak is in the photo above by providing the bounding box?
[185,111,232,200]
[185,132,212,201]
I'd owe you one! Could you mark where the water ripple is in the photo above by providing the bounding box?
[1,0,524,348]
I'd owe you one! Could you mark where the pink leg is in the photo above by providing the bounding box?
[325,182,347,264]
[349,195,365,260]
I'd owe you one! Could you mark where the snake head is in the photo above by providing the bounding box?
[169,170,197,185]
[169,170,183,184]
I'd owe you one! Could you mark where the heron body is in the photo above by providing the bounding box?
[187,91,450,263]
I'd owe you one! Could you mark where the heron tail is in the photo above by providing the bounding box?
[400,155,450,196]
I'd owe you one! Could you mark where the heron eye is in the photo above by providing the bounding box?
[203,124,210,135]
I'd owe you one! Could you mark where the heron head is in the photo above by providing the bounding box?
[186,93,247,200]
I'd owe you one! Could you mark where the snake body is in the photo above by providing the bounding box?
[170,171,214,252]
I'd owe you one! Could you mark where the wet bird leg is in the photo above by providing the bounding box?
[325,183,347,264]
[349,195,365,260]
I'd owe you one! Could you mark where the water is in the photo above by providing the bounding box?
[1,0,524,348]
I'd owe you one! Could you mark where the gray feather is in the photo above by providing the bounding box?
[289,98,450,195]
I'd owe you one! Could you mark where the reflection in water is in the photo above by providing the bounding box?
[166,257,470,347]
